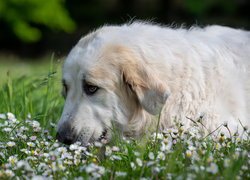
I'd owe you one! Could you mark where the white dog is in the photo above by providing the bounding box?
[56,22,250,145]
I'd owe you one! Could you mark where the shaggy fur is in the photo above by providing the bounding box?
[57,22,250,144]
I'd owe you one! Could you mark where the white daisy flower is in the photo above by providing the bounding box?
[57,147,67,154]
[7,112,16,121]
[148,152,155,160]
[0,113,6,119]
[111,155,122,161]
[27,142,35,147]
[98,166,105,175]
[185,150,192,158]
[3,127,12,132]
[111,146,120,152]
[207,163,218,174]
[8,156,18,165]
[94,142,103,148]
[85,163,97,173]
[146,161,155,167]
[115,171,127,177]
[92,172,101,178]
[157,152,166,160]
[130,162,136,170]
[136,158,143,167]
[105,146,112,156]
[31,121,40,128]
[30,136,37,141]
[16,160,32,171]
[69,144,79,151]
[152,132,163,140]
[6,141,16,147]
[5,169,15,177]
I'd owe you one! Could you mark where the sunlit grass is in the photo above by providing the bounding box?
[0,56,63,129]
[0,57,249,179]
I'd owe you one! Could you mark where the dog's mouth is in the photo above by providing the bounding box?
[98,129,108,142]
[58,129,110,146]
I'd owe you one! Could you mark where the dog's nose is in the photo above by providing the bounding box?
[56,131,75,145]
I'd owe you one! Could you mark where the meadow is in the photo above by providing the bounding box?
[0,57,249,179]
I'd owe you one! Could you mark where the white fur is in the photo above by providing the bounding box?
[57,22,250,144]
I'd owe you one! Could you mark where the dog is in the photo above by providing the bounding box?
[56,22,250,145]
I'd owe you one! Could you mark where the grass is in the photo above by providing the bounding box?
[0,57,249,179]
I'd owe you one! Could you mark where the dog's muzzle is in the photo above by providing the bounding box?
[56,132,76,145]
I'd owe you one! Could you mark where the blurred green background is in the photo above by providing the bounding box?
[0,0,250,59]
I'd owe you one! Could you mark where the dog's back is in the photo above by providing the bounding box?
[202,25,250,128]
[86,22,250,134]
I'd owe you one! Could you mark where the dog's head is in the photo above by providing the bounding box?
[56,31,169,145]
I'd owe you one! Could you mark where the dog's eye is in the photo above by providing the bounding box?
[84,83,99,95]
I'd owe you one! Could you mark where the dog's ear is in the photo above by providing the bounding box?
[121,54,169,115]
